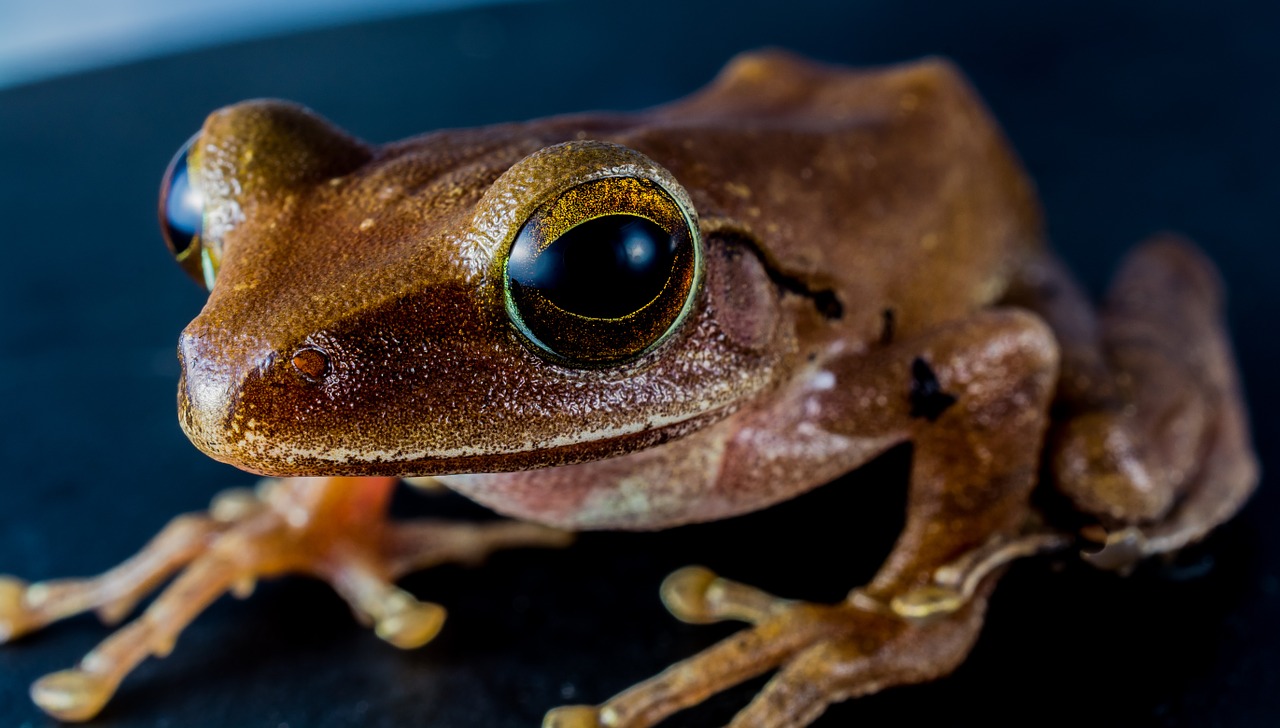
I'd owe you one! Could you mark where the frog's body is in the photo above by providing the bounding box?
[1,51,1257,727]
[181,53,1045,529]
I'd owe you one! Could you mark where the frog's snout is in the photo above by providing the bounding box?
[177,329,235,456]
[176,322,276,464]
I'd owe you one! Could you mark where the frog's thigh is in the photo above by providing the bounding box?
[1015,237,1258,565]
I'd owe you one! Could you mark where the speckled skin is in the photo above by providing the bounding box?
[3,50,1258,727]
[179,51,1050,526]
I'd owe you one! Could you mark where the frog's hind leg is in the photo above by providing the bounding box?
[1008,236,1259,568]
[2,476,570,722]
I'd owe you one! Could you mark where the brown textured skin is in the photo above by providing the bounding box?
[178,51,1040,492]
[177,49,1256,538]
[3,50,1258,727]
[174,52,1258,724]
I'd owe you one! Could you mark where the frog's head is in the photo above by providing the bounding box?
[165,101,793,476]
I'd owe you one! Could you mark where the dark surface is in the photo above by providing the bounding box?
[1,0,1277,726]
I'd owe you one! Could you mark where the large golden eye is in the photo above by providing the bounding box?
[158,135,217,290]
[504,176,701,367]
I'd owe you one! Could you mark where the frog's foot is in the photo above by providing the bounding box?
[546,531,1067,728]
[1046,238,1259,571]
[0,476,571,722]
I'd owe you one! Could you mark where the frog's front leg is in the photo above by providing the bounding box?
[547,309,1064,728]
[0,476,571,722]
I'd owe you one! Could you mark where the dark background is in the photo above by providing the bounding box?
[1,0,1277,725]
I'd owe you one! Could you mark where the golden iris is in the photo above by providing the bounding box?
[504,176,701,367]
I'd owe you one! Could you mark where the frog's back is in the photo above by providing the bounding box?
[614,51,1047,339]
[374,51,1044,339]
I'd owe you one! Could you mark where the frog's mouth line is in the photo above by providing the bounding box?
[203,401,743,478]
[260,406,733,464]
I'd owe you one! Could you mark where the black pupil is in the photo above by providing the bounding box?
[162,144,203,253]
[511,214,677,319]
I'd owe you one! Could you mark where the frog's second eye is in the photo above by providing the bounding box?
[159,136,213,290]
[504,176,701,367]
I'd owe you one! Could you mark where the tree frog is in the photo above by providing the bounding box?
[0,50,1257,726]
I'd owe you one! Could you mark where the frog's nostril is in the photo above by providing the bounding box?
[291,348,329,381]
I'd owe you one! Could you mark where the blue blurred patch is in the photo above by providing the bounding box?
[0,0,538,89]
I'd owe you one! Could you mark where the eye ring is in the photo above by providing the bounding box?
[503,175,702,368]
